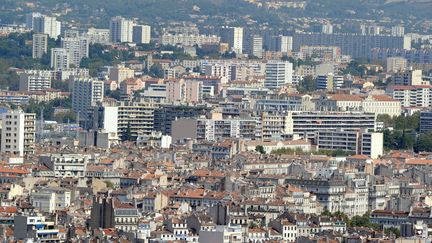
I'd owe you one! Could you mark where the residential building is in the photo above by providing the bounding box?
[172,114,256,141]
[220,26,244,54]
[84,27,111,45]
[32,33,48,59]
[110,16,134,43]
[166,79,203,103]
[109,66,135,83]
[387,57,407,73]
[61,31,90,67]
[30,187,72,212]
[0,110,36,156]
[386,85,432,108]
[285,111,376,139]
[32,15,61,38]
[292,32,410,58]
[316,73,344,91]
[50,48,70,70]
[132,25,151,44]
[159,33,220,47]
[391,26,405,37]
[264,60,293,89]
[72,78,104,115]
[316,129,383,159]
[392,69,426,86]
[420,110,432,134]
[19,70,52,92]
[39,153,89,178]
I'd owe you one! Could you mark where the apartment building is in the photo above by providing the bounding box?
[316,129,383,159]
[386,85,432,108]
[19,70,52,92]
[50,48,70,70]
[32,33,48,59]
[117,101,160,140]
[61,31,90,68]
[133,25,151,44]
[172,113,256,141]
[264,60,293,89]
[316,73,344,91]
[30,187,72,213]
[285,111,376,139]
[292,32,410,58]
[0,110,36,156]
[72,78,104,116]
[110,16,134,43]
[420,110,432,134]
[109,66,135,83]
[39,153,89,178]
[159,33,220,47]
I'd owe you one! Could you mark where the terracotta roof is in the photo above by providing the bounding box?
[406,159,432,166]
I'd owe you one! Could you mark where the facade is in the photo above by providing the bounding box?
[132,25,151,44]
[110,16,134,43]
[246,35,263,58]
[387,57,407,73]
[292,32,410,58]
[264,60,293,89]
[166,79,203,103]
[40,153,89,178]
[50,48,71,70]
[85,28,111,45]
[0,110,36,156]
[30,187,72,213]
[159,33,220,47]
[117,101,159,140]
[392,69,425,86]
[19,70,52,92]
[386,85,432,108]
[172,115,256,141]
[32,33,48,59]
[109,66,135,83]
[153,105,210,135]
[285,111,376,139]
[371,48,432,63]
[420,110,432,134]
[61,31,90,68]
[72,78,104,115]
[32,15,61,38]
[316,74,344,91]
[220,27,244,54]
[316,129,383,159]
[299,45,341,62]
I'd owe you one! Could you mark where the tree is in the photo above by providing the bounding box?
[297,75,316,93]
[255,145,265,154]
[122,121,133,141]
[415,132,432,152]
[148,64,164,78]
[384,227,401,238]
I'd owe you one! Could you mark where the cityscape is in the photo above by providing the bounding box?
[0,0,432,242]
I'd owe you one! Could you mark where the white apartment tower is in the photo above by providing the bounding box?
[32,15,61,38]
[264,60,293,89]
[61,31,89,68]
[133,25,151,44]
[72,78,104,115]
[110,16,134,43]
[0,110,36,156]
[220,27,243,54]
[32,33,48,59]
[51,48,70,70]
